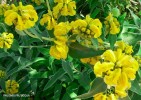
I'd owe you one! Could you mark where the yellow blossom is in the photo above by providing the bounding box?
[0,32,14,49]
[94,61,114,77]
[71,15,102,39]
[50,41,68,60]
[94,49,139,90]
[94,93,107,100]
[116,41,133,54]
[40,10,57,30]
[104,13,120,34]
[6,80,19,94]
[4,2,38,30]
[53,0,76,18]
[94,92,117,100]
[54,22,71,37]
[103,50,116,63]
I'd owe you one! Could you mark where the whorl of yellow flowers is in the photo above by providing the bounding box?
[0,32,14,49]
[53,0,76,18]
[6,80,19,94]
[50,22,71,60]
[4,2,38,30]
[71,15,102,39]
[93,48,139,99]
[104,13,120,34]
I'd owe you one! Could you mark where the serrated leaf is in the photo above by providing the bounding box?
[43,68,66,91]
[68,42,105,58]
[62,60,74,81]
[76,78,107,99]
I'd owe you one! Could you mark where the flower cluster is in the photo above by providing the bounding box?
[116,41,133,55]
[53,0,76,18]
[0,70,6,78]
[94,47,139,99]
[104,13,120,34]
[71,15,102,39]
[4,2,38,30]
[6,80,19,94]
[50,22,71,59]
[0,32,14,49]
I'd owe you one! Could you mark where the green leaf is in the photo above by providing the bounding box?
[38,48,50,57]
[90,8,100,18]
[29,70,51,78]
[76,78,107,99]
[62,60,74,81]
[53,84,62,100]
[91,38,98,50]
[11,39,20,51]
[130,78,141,95]
[30,78,37,94]
[68,42,105,58]
[78,71,91,90]
[109,34,117,49]
[119,96,131,100]
[43,68,66,91]
[129,9,141,27]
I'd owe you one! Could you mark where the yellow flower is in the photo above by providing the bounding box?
[102,50,116,63]
[104,68,121,85]
[6,80,19,94]
[0,32,14,49]
[94,92,117,100]
[40,10,57,30]
[53,0,76,18]
[115,87,128,98]
[94,49,139,89]
[71,15,102,39]
[50,41,68,60]
[94,61,114,77]
[116,41,133,54]
[94,93,107,100]
[105,13,120,34]
[4,2,38,30]
[0,70,6,78]
[54,22,71,37]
